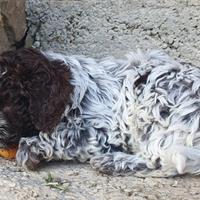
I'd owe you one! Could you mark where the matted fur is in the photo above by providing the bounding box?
[1,48,200,177]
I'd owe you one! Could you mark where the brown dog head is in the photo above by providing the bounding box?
[0,48,73,147]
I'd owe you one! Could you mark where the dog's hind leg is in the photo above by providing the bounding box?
[90,144,200,177]
[90,152,149,175]
[90,151,180,177]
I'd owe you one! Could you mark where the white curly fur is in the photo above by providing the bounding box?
[16,50,200,177]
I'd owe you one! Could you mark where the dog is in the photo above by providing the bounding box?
[0,47,200,177]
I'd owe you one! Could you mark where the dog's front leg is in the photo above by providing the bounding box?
[16,125,93,170]
[16,130,77,170]
[16,135,44,170]
[16,132,61,170]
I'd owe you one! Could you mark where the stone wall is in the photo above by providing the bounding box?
[26,0,200,65]
[0,0,26,54]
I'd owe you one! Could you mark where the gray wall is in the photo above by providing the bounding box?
[26,0,200,65]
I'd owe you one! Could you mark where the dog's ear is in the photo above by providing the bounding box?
[20,49,73,133]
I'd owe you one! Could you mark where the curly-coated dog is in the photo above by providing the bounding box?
[0,48,200,177]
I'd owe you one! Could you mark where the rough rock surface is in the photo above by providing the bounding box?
[0,0,26,54]
[1,0,200,199]
[26,0,200,65]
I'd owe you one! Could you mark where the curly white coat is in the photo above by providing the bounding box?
[17,50,200,177]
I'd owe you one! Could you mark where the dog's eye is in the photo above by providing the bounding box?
[0,66,7,78]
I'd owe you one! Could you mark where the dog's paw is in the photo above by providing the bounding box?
[90,154,122,175]
[16,137,42,170]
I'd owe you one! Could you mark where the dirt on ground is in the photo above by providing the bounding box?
[0,158,199,200]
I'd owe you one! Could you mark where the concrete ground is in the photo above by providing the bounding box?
[0,158,200,200]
